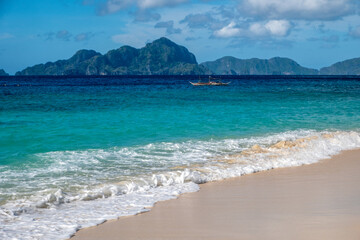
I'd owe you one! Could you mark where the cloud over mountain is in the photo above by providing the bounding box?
[155,21,182,34]
[239,0,359,20]
[214,20,292,39]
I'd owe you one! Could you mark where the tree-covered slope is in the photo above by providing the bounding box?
[16,37,209,76]
[320,58,360,75]
[201,56,318,75]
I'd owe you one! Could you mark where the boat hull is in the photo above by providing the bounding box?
[190,81,230,86]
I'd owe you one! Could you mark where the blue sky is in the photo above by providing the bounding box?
[1,0,360,74]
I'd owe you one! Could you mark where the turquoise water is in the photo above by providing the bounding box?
[0,76,360,239]
[1,77,359,162]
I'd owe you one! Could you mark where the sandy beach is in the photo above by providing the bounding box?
[71,149,360,240]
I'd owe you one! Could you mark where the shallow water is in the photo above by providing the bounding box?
[0,75,360,239]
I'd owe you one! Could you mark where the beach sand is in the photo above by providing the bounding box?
[71,149,360,240]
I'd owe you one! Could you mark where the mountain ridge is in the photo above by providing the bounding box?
[201,56,319,75]
[14,37,360,76]
[16,37,209,76]
[319,57,360,75]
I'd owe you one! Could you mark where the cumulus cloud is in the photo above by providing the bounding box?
[349,26,360,38]
[154,20,181,34]
[239,0,358,20]
[180,5,293,40]
[91,0,358,48]
[214,20,292,38]
[263,20,291,36]
[213,22,242,38]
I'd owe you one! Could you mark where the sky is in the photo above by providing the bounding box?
[0,0,360,74]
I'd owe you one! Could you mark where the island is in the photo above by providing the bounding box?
[14,37,360,76]
[320,57,360,75]
[16,38,209,76]
[201,56,318,75]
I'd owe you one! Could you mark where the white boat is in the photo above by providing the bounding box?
[190,76,230,86]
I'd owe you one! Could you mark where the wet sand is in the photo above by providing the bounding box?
[71,149,360,240]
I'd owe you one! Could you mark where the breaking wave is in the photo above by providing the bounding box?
[1,130,360,239]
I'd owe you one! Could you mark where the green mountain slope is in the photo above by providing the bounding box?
[16,38,209,76]
[14,37,360,76]
[320,58,360,75]
[201,56,318,75]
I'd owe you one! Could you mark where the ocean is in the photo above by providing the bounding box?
[1,75,360,239]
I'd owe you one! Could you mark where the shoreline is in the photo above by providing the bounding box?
[71,148,360,240]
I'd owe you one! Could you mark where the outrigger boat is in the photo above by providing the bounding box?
[190,76,230,86]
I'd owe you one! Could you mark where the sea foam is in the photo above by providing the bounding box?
[0,130,360,239]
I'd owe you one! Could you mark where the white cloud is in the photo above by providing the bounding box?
[213,22,242,38]
[240,0,358,20]
[249,23,267,36]
[264,20,291,36]
[214,20,291,39]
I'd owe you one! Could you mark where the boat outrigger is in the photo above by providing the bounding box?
[190,76,230,86]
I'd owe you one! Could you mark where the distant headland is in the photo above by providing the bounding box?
[0,69,9,76]
[6,37,360,76]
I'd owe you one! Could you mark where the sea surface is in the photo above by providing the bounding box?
[0,75,360,239]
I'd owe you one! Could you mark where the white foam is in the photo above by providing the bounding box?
[0,130,360,239]
[1,182,199,240]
